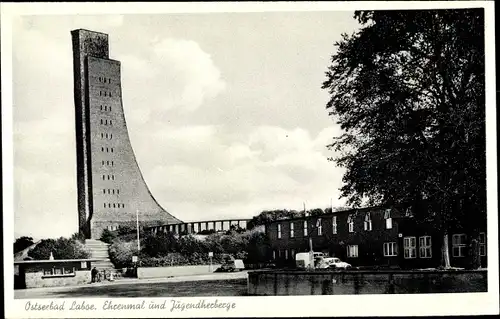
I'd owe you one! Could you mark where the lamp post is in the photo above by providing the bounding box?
[136,209,140,252]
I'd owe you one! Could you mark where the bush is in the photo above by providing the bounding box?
[100,229,117,244]
[70,232,87,243]
[198,229,216,235]
[109,239,138,268]
[28,237,90,260]
[14,236,34,254]
[141,232,178,257]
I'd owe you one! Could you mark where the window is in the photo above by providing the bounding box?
[384,209,392,229]
[111,148,114,153]
[110,106,112,111]
[113,203,116,208]
[112,175,115,180]
[290,222,294,238]
[479,232,486,256]
[104,203,106,208]
[102,189,105,194]
[332,216,337,234]
[102,175,105,180]
[285,249,289,260]
[347,245,358,258]
[452,234,467,257]
[317,218,322,235]
[364,213,372,231]
[291,249,295,259]
[278,250,282,258]
[110,120,112,125]
[419,236,432,258]
[273,250,276,260]
[404,237,417,259]
[347,214,354,233]
[112,161,114,166]
[303,220,308,236]
[117,189,120,194]
[383,242,397,256]
[277,224,282,239]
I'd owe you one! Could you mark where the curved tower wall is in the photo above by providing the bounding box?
[71,29,182,239]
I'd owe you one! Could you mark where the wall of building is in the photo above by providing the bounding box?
[137,265,221,279]
[20,261,92,289]
[247,269,487,295]
[266,207,487,269]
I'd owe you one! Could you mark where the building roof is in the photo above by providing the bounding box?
[264,205,393,225]
[14,258,103,265]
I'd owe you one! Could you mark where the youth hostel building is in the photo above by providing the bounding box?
[265,206,487,269]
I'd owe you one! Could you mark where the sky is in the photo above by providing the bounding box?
[12,12,362,239]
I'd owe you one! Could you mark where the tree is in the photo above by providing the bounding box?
[100,229,117,244]
[14,236,34,254]
[141,232,178,257]
[322,9,485,268]
[28,237,90,260]
[247,209,305,229]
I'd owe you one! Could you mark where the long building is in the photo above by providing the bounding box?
[265,206,487,269]
[71,29,182,238]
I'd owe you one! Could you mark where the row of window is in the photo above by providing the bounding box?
[272,233,486,260]
[101,133,113,140]
[102,147,115,153]
[101,160,114,166]
[100,119,113,126]
[43,267,75,277]
[98,77,112,84]
[102,174,115,180]
[103,203,125,209]
[402,233,486,259]
[451,233,487,257]
[99,91,113,97]
[277,210,393,239]
[102,188,120,195]
[100,105,112,112]
[101,147,115,153]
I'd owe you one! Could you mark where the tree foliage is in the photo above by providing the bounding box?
[100,229,118,244]
[322,9,485,233]
[247,209,305,229]
[14,236,34,254]
[28,237,90,260]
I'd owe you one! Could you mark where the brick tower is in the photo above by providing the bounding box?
[71,29,182,239]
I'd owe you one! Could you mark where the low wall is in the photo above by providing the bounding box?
[137,264,221,279]
[247,269,487,295]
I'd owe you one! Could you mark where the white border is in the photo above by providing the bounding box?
[2,1,498,318]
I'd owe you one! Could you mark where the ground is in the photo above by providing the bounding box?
[15,272,248,299]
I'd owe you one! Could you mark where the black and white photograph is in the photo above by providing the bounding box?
[2,1,498,318]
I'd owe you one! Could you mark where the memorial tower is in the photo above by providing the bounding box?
[71,29,182,239]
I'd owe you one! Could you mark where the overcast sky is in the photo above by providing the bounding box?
[13,12,362,239]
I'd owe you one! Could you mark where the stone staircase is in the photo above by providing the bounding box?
[85,239,115,271]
